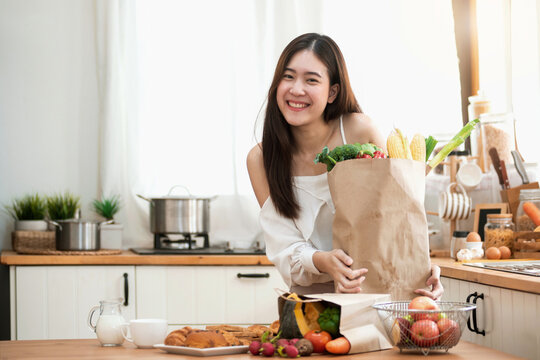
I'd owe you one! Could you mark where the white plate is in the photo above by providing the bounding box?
[154,344,249,357]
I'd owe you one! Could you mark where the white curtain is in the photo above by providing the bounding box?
[477,0,540,166]
[98,0,461,248]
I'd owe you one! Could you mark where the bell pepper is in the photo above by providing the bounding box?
[317,307,340,337]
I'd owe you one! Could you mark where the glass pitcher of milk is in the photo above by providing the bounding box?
[87,298,126,346]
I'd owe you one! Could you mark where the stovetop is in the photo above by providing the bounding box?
[463,260,540,277]
[130,247,265,255]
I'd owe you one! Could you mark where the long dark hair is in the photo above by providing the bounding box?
[262,33,361,219]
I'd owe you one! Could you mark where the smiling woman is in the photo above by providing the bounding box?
[97,0,461,248]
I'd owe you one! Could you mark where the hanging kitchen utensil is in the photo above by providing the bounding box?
[488,147,505,190]
[511,150,529,184]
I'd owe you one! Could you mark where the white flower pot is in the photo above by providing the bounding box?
[100,223,123,249]
[15,220,48,231]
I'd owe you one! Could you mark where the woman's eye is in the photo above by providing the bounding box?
[283,74,293,79]
[307,78,319,83]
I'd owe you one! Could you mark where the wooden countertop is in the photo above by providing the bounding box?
[0,339,518,359]
[0,250,273,266]
[433,257,540,295]
[1,251,539,294]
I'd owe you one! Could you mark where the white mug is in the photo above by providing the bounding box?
[121,319,168,348]
[456,162,482,191]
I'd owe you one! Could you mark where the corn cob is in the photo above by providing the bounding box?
[410,134,426,162]
[387,128,413,159]
[387,130,406,159]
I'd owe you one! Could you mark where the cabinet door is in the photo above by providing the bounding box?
[136,265,287,326]
[442,276,540,360]
[16,266,135,340]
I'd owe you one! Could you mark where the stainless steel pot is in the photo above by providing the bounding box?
[137,186,215,234]
[48,219,114,251]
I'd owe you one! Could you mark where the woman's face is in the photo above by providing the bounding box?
[276,50,338,127]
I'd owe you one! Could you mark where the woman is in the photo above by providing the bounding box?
[247,33,442,298]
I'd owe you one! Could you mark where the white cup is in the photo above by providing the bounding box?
[121,319,168,348]
[456,162,482,191]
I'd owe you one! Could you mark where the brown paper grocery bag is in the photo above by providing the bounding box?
[278,292,392,354]
[328,158,431,300]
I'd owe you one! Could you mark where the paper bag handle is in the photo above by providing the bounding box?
[274,288,322,303]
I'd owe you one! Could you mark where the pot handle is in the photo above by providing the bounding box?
[97,219,115,230]
[168,185,192,197]
[47,219,62,231]
[136,194,154,204]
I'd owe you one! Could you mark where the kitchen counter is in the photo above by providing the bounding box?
[433,257,540,295]
[0,339,519,359]
[1,251,539,294]
[0,250,273,266]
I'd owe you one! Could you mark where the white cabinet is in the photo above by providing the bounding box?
[12,266,136,340]
[136,266,287,326]
[441,276,540,360]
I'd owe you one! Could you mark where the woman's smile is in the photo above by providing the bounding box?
[287,100,310,111]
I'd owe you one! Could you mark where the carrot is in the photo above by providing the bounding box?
[523,202,540,226]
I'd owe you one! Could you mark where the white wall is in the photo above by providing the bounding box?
[0,0,99,250]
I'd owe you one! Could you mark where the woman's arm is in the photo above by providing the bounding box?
[246,144,269,207]
[313,250,367,293]
[344,113,387,152]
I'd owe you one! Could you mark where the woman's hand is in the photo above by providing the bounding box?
[313,249,368,293]
[414,264,444,300]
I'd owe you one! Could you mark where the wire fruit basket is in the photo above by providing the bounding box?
[372,301,476,356]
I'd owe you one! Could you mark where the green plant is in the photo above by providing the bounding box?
[92,195,121,221]
[46,192,81,220]
[5,194,47,220]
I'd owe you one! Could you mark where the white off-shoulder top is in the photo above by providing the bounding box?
[259,116,347,294]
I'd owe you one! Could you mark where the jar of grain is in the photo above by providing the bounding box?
[478,112,515,170]
[484,214,514,250]
[516,189,540,231]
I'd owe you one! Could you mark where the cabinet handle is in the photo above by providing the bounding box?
[466,292,485,336]
[237,273,270,278]
[123,273,129,306]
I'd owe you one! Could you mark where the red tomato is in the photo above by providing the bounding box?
[304,330,332,353]
[325,337,351,354]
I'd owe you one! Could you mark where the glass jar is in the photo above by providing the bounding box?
[516,189,540,231]
[468,91,491,171]
[478,112,515,170]
[450,230,469,259]
[484,214,515,250]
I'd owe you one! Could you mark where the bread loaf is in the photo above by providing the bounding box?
[184,330,228,348]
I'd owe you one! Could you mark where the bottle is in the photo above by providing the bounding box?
[516,189,540,231]
[484,214,515,250]
[450,230,469,259]
[467,91,491,172]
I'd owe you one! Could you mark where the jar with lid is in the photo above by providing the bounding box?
[478,112,515,171]
[516,189,540,231]
[450,230,469,259]
[468,91,491,172]
[484,214,515,250]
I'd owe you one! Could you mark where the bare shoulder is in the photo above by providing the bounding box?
[246,143,269,207]
[343,113,386,151]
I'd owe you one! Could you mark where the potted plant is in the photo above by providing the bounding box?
[93,195,123,249]
[46,192,81,220]
[5,193,48,230]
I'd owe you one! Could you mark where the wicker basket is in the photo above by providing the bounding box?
[12,230,55,253]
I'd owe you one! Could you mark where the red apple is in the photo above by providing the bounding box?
[392,315,414,345]
[408,296,440,321]
[437,318,460,347]
[410,320,439,347]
